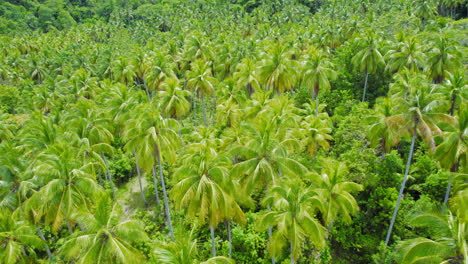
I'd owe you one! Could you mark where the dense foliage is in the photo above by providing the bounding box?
[0,0,467,263]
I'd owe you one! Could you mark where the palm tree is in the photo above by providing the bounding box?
[231,117,306,195]
[351,32,385,102]
[300,112,333,159]
[385,34,426,73]
[233,57,260,96]
[257,183,326,263]
[395,192,467,264]
[443,71,466,115]
[172,131,245,257]
[0,209,44,264]
[367,97,402,155]
[426,35,462,84]
[257,43,297,95]
[301,48,337,116]
[413,0,437,26]
[60,193,149,264]
[124,104,180,239]
[435,109,467,204]
[158,76,191,119]
[186,59,216,126]
[24,143,102,233]
[384,82,454,246]
[111,57,136,85]
[307,159,363,231]
[153,230,234,264]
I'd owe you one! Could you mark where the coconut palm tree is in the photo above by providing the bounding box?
[426,35,462,84]
[351,32,385,102]
[158,76,191,119]
[257,43,297,95]
[124,104,180,239]
[153,229,234,264]
[172,130,245,257]
[59,193,149,264]
[24,143,102,233]
[385,34,426,73]
[443,71,467,116]
[300,112,333,159]
[186,59,216,126]
[233,57,260,96]
[384,81,454,246]
[301,48,337,116]
[367,97,402,155]
[395,190,467,264]
[307,159,363,231]
[0,208,44,264]
[435,109,467,204]
[257,183,326,264]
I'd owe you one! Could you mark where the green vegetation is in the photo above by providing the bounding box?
[0,0,467,263]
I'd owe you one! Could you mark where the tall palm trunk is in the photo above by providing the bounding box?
[443,162,458,204]
[202,96,208,126]
[385,120,418,246]
[133,150,148,207]
[226,220,232,258]
[290,242,295,264]
[154,144,174,240]
[450,92,456,116]
[362,70,369,102]
[151,166,161,207]
[101,153,115,198]
[210,224,216,257]
[267,204,276,264]
[36,225,52,259]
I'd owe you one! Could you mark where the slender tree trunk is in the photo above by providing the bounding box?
[450,92,456,116]
[226,220,232,258]
[36,225,52,259]
[210,224,216,257]
[267,205,276,264]
[192,94,198,126]
[385,120,418,246]
[444,162,458,204]
[291,242,295,264]
[133,150,148,207]
[362,70,369,102]
[202,97,208,126]
[154,144,174,240]
[101,153,115,198]
[315,92,320,117]
[97,169,103,186]
[143,77,151,101]
[151,166,161,207]
[66,219,73,234]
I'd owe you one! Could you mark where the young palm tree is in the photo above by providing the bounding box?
[186,59,216,126]
[301,48,337,116]
[0,209,44,264]
[351,32,385,102]
[443,71,466,115]
[60,193,149,264]
[257,183,326,263]
[124,104,180,239]
[384,82,454,245]
[307,159,363,231]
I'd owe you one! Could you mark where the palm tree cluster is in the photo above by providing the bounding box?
[0,0,466,263]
